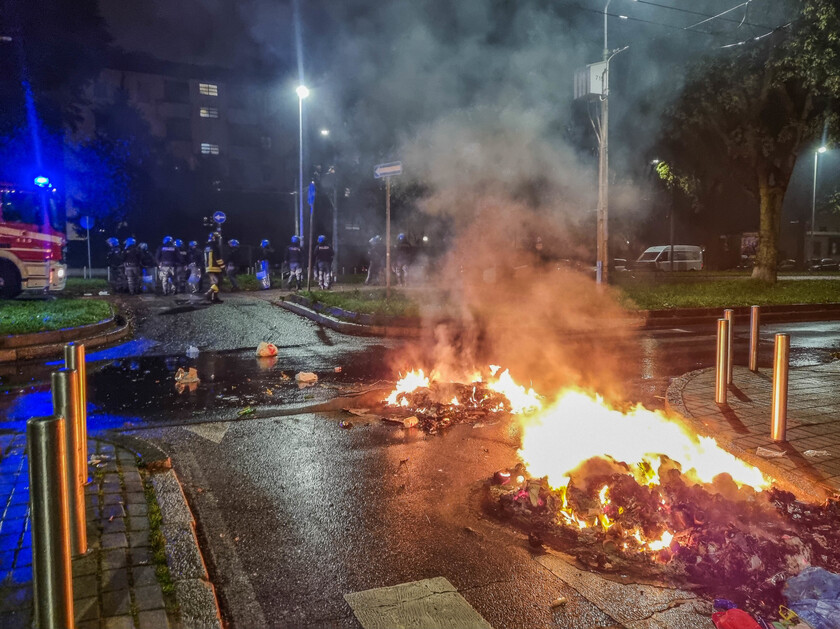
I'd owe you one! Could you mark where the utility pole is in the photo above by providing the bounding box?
[597,0,611,285]
[332,184,338,276]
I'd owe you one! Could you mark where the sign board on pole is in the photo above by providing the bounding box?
[212,211,226,224]
[79,215,94,230]
[307,181,316,207]
[374,161,403,179]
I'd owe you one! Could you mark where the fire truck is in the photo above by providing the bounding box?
[0,177,67,298]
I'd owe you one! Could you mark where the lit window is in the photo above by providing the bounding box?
[199,83,218,96]
[200,107,219,118]
[200,143,220,155]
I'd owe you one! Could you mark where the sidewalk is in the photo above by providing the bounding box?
[1,436,176,629]
[668,363,840,500]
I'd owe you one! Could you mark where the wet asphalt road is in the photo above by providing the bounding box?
[3,293,840,628]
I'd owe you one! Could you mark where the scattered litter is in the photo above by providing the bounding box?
[756,446,786,458]
[295,372,318,387]
[402,416,419,428]
[339,421,353,429]
[714,599,738,611]
[98,291,110,296]
[84,292,93,296]
[256,356,278,370]
[174,367,200,384]
[186,345,200,358]
[280,372,291,381]
[265,388,273,396]
[334,366,342,373]
[237,407,255,417]
[784,567,840,629]
[712,608,762,629]
[88,454,110,467]
[256,342,278,357]
[550,597,567,609]
[345,408,371,417]
[804,450,831,458]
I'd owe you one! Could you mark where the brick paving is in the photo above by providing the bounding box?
[0,436,175,629]
[675,362,840,494]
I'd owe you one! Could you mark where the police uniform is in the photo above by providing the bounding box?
[284,238,304,290]
[314,238,334,289]
[365,236,384,285]
[187,242,203,293]
[155,238,179,295]
[394,235,412,286]
[225,241,242,291]
[106,239,125,293]
[256,241,273,290]
[122,241,142,295]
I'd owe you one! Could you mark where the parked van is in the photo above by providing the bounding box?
[634,245,704,271]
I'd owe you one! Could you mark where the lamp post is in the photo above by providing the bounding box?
[319,129,339,276]
[810,145,827,261]
[296,85,309,245]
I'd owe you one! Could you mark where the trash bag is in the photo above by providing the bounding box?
[295,372,318,387]
[256,342,278,357]
[174,367,200,383]
[186,345,200,358]
[712,609,762,629]
[785,567,840,629]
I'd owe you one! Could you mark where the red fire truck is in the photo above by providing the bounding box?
[0,179,67,298]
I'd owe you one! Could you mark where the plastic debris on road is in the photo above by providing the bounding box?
[549,597,567,609]
[756,446,787,458]
[174,367,200,384]
[339,421,353,429]
[803,450,831,458]
[712,608,762,629]
[402,416,419,428]
[186,345,200,358]
[784,567,840,629]
[295,372,318,387]
[256,342,278,357]
[237,407,255,417]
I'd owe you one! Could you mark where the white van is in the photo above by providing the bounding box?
[635,245,704,271]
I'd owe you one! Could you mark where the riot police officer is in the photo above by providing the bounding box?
[106,237,124,293]
[174,239,188,294]
[155,236,179,296]
[314,235,334,290]
[122,238,142,295]
[284,235,304,290]
[187,241,203,293]
[138,243,156,292]
[204,232,224,303]
[394,233,412,286]
[225,239,242,291]
[256,239,273,290]
[365,235,384,285]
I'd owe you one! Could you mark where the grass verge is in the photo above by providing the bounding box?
[620,279,840,310]
[63,277,110,296]
[299,288,419,317]
[0,299,112,335]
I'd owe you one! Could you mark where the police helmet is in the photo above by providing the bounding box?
[106,237,119,247]
[291,235,300,245]
[317,235,326,244]
[398,233,406,242]
[174,239,184,248]
[124,237,136,248]
[207,232,217,242]
[163,236,173,245]
[228,239,239,248]
[260,239,270,248]
[139,242,148,251]
[188,240,198,248]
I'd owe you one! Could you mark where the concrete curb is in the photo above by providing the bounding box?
[641,302,840,328]
[0,315,116,349]
[103,433,223,629]
[277,299,422,338]
[665,369,832,503]
[0,317,133,363]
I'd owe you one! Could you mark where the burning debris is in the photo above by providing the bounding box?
[380,367,541,432]
[482,389,840,618]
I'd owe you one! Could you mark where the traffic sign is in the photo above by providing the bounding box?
[374,161,403,179]
[212,211,226,224]
[79,215,94,230]
[307,181,316,207]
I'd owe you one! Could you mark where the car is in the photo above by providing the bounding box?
[808,258,839,271]
[777,259,797,271]
[634,245,704,272]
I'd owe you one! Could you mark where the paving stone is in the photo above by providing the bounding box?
[103,614,134,629]
[77,620,101,629]
[102,532,129,549]
[0,585,31,611]
[74,594,99,621]
[73,574,99,597]
[103,503,126,519]
[126,503,148,518]
[101,568,130,592]
[122,468,142,484]
[102,549,128,571]
[134,583,166,610]
[103,518,127,535]
[103,493,125,507]
[129,547,152,565]
[127,516,150,533]
[138,608,170,629]
[101,588,131,616]
[125,491,147,505]
[0,608,31,629]
[132,565,159,588]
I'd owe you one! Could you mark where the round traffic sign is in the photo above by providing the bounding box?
[79,215,94,230]
[213,211,227,224]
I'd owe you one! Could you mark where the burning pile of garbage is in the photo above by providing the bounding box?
[381,366,541,432]
[486,389,840,617]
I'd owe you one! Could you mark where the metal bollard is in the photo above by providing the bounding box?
[749,305,760,372]
[723,309,734,384]
[771,333,790,441]
[52,369,87,556]
[64,342,88,484]
[27,415,74,629]
[715,318,730,404]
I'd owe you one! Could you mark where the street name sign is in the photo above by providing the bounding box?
[374,161,403,179]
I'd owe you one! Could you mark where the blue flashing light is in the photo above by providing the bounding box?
[33,175,50,188]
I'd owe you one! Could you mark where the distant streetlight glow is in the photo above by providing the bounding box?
[320,129,330,136]
[296,85,310,99]
[818,146,827,154]
[33,175,50,188]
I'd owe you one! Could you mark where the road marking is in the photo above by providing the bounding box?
[183,422,231,444]
[344,577,493,629]
[536,553,713,628]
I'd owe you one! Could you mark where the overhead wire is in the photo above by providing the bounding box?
[628,0,773,30]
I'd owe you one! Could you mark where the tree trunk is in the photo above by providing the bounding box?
[751,176,785,283]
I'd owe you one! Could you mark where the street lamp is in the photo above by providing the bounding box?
[320,128,330,136]
[296,85,309,244]
[810,145,828,261]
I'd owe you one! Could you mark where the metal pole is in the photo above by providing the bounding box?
[810,150,818,261]
[724,309,734,384]
[86,226,92,277]
[27,415,74,629]
[52,369,87,556]
[332,185,339,277]
[64,343,88,484]
[596,0,611,286]
[385,177,392,298]
[306,191,314,291]
[771,333,790,441]
[298,97,305,242]
[715,318,729,404]
[669,201,674,272]
[749,305,760,372]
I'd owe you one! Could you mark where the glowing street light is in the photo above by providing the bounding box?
[320,128,330,136]
[296,85,309,241]
[810,146,829,259]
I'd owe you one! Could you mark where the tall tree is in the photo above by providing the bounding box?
[661,0,840,282]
